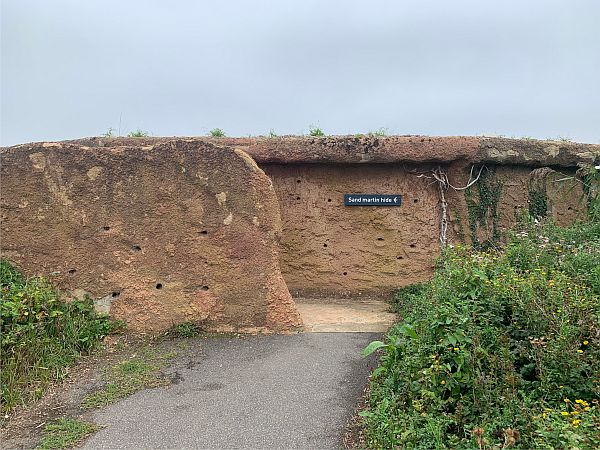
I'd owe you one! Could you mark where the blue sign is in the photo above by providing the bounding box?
[344,194,402,206]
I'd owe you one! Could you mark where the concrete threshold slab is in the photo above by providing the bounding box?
[295,297,397,333]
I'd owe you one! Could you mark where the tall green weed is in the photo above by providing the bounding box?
[363,221,600,449]
[1,260,118,412]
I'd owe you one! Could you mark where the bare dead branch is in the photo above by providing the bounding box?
[413,164,487,246]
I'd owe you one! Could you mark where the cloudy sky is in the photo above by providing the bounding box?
[1,0,599,146]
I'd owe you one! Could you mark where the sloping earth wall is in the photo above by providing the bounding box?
[262,162,587,297]
[2,136,598,328]
[0,140,302,332]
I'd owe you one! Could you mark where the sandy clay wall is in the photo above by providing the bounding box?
[229,135,595,298]
[0,140,301,332]
[263,162,587,297]
[2,135,598,330]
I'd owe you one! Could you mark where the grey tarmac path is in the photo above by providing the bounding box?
[82,332,379,450]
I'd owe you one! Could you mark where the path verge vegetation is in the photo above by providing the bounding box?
[37,418,100,450]
[0,260,119,413]
[81,348,175,409]
[363,220,600,449]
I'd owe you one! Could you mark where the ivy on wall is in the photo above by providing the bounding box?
[464,166,502,249]
[527,167,555,223]
[451,207,466,243]
[579,165,600,222]
[528,189,548,220]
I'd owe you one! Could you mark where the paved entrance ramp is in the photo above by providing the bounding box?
[82,333,379,450]
[295,297,397,332]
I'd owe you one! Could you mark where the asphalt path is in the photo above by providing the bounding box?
[83,332,379,450]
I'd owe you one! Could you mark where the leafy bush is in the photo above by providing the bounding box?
[209,128,226,137]
[362,221,600,449]
[0,260,118,413]
[127,129,149,137]
[308,125,325,137]
[368,127,387,137]
[581,165,600,223]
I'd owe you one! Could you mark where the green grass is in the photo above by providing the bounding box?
[209,128,226,137]
[170,321,201,338]
[127,129,149,137]
[308,125,324,137]
[0,260,118,413]
[362,220,600,449]
[37,418,100,450]
[81,349,174,409]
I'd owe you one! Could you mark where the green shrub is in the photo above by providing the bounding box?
[581,165,600,223]
[308,125,324,137]
[127,129,149,137]
[368,127,387,137]
[0,260,118,413]
[209,128,226,137]
[363,221,600,449]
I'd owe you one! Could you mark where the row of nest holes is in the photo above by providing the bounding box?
[322,246,409,257]
[514,205,575,211]
[155,283,209,291]
[294,178,423,198]
[102,226,209,237]
[67,270,212,292]
[109,284,210,296]
[296,197,336,202]
[323,241,415,247]
[91,227,214,292]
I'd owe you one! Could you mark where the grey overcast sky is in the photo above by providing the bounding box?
[1,0,599,146]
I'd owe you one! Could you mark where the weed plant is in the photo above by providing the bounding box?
[37,418,100,449]
[369,128,387,137]
[363,220,600,448]
[170,322,201,338]
[209,128,226,137]
[127,129,149,137]
[308,125,324,137]
[81,355,169,409]
[0,260,118,413]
